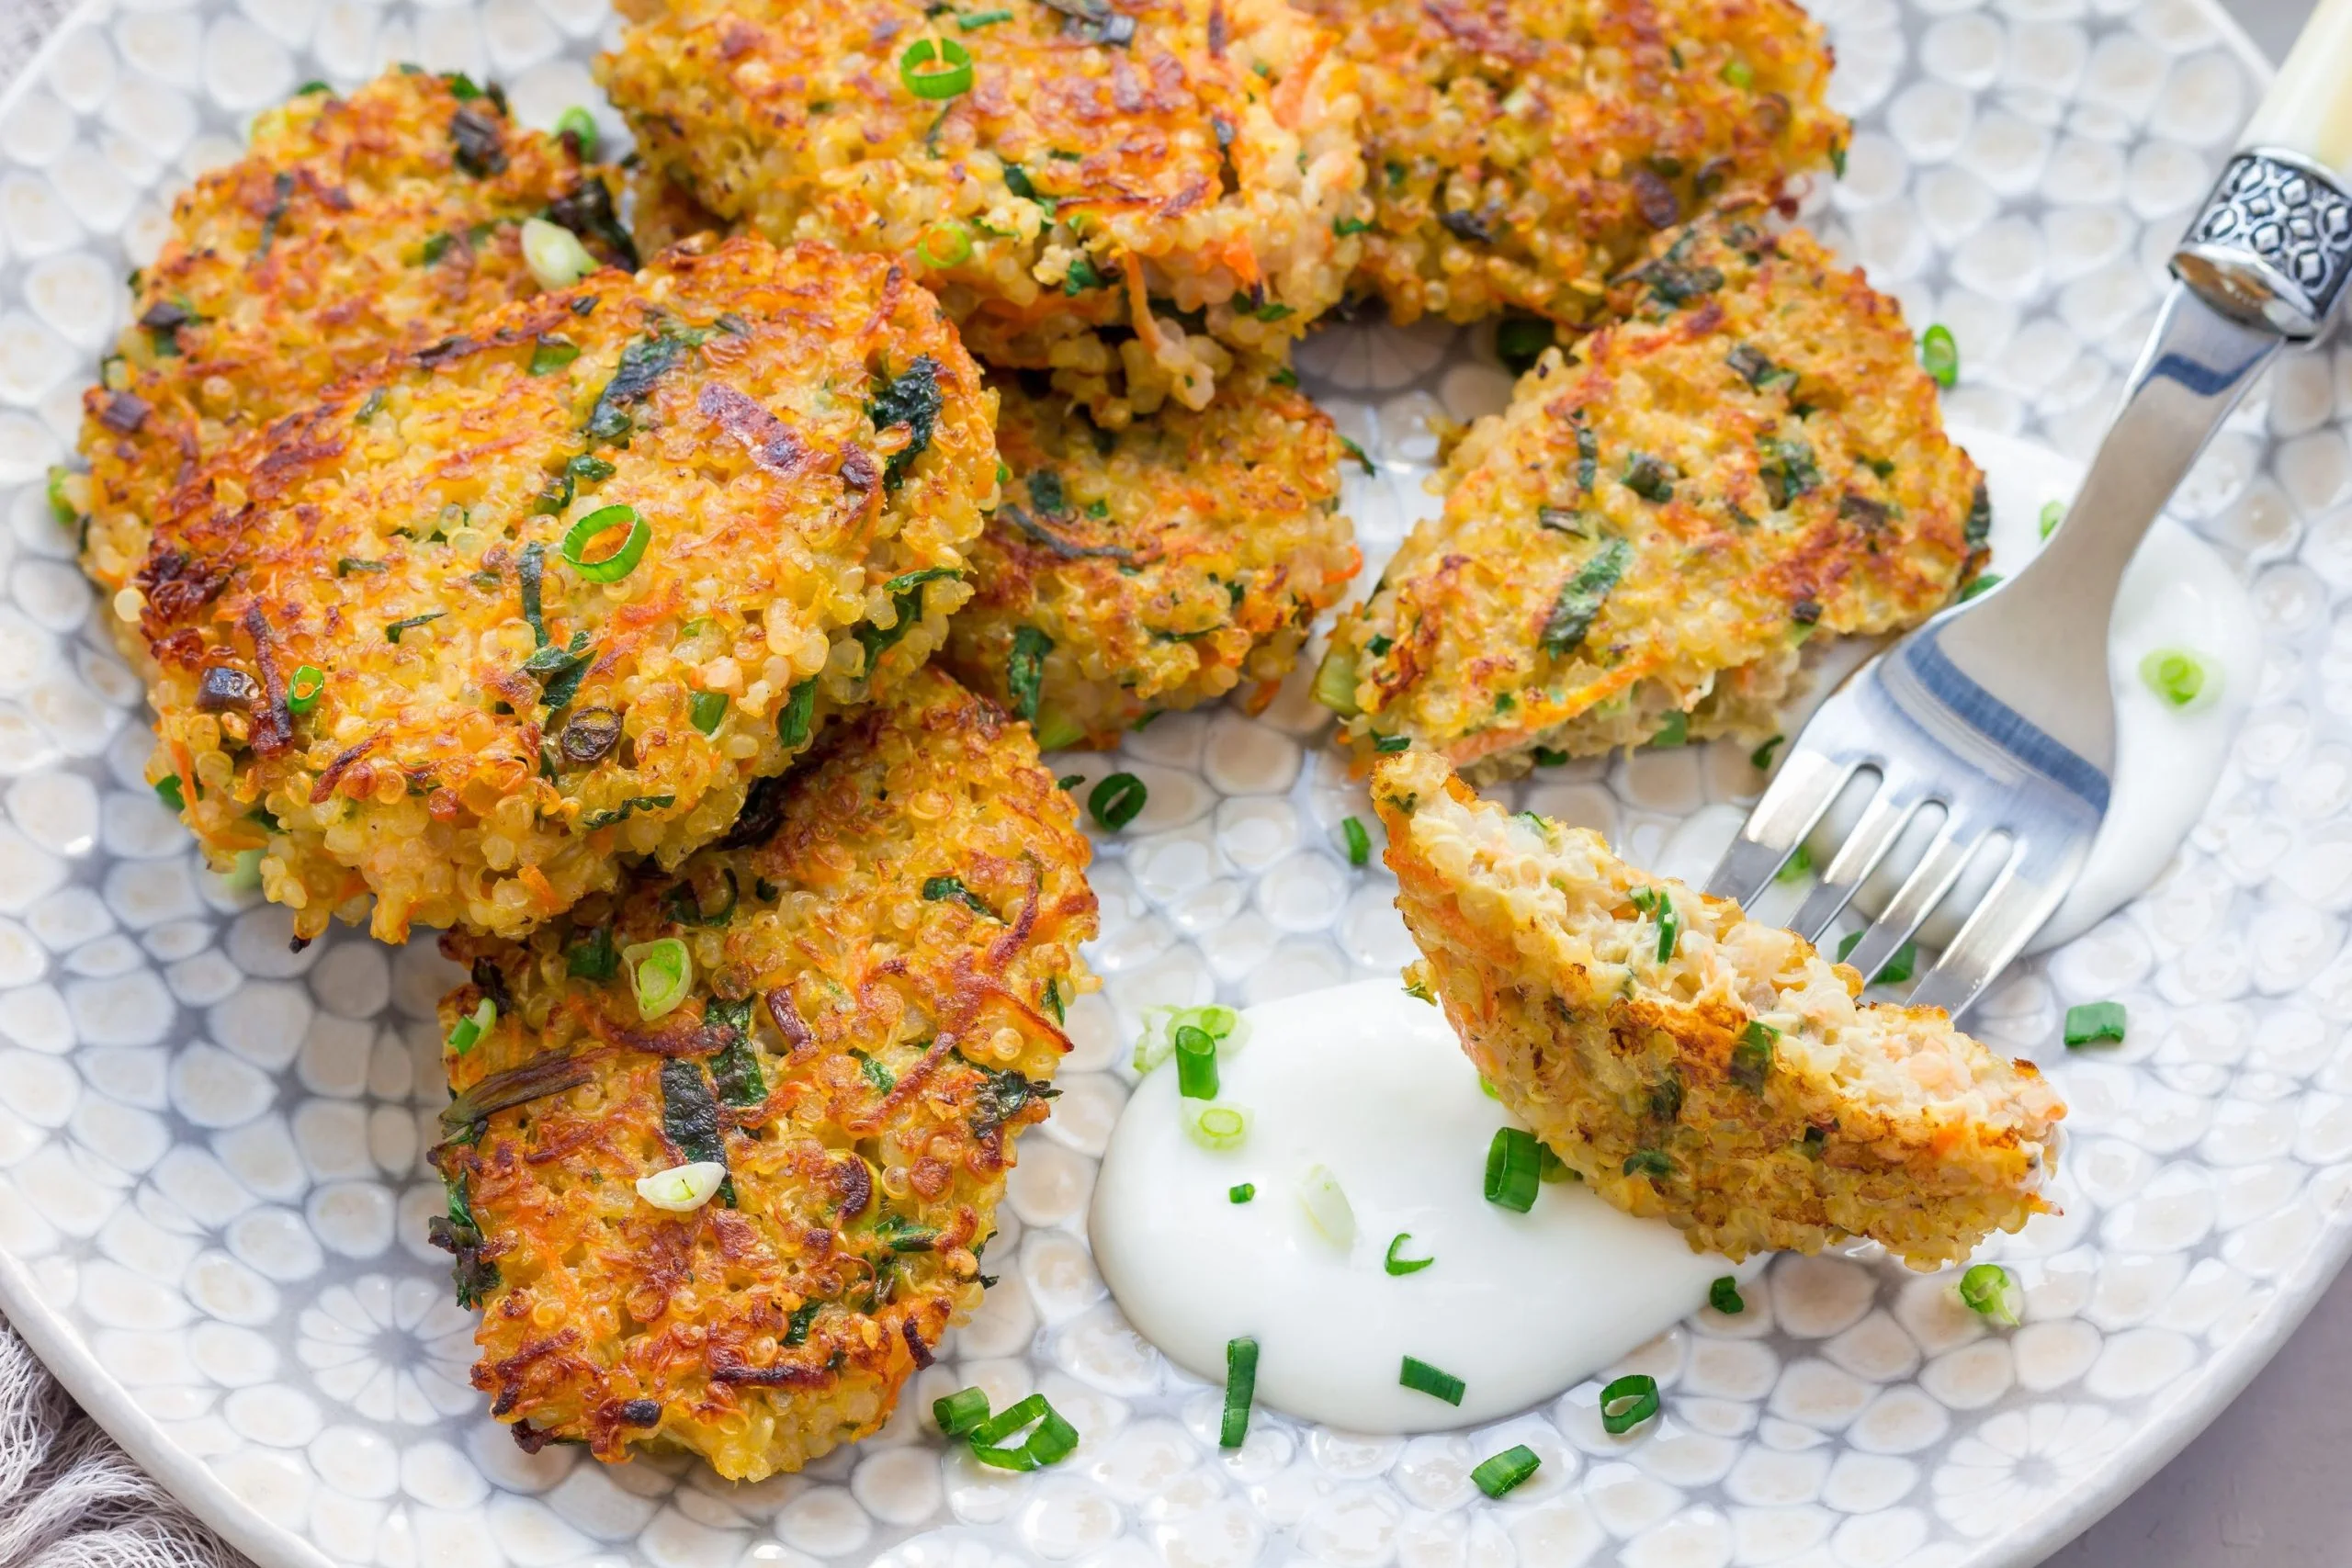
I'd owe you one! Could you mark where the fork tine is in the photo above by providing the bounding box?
[1788,777,1928,942]
[1840,814,1986,984]
[1702,748,1860,905]
[1906,836,2086,1017]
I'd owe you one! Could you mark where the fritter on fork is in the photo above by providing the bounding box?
[1372,749,2064,1269]
[431,668,1097,1478]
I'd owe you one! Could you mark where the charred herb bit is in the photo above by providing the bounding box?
[1632,255,1724,307]
[451,104,509,176]
[707,997,767,1109]
[663,867,741,928]
[1730,1020,1778,1089]
[659,1059,735,1206]
[97,389,149,434]
[439,1051,597,1140]
[386,613,446,643]
[558,706,624,764]
[354,387,387,424]
[1726,343,1797,393]
[1838,491,1891,532]
[580,793,674,830]
[1630,166,1680,229]
[1965,479,1992,549]
[426,1174,501,1307]
[719,772,792,850]
[1001,504,1136,562]
[518,541,549,646]
[196,665,261,713]
[867,355,946,489]
[1758,437,1821,509]
[1439,208,1495,243]
[1038,0,1136,44]
[566,922,618,980]
[1623,1146,1675,1179]
[1574,417,1599,492]
[968,1057,1058,1140]
[335,557,389,577]
[586,333,693,446]
[1541,537,1631,656]
[876,1213,941,1252]
[522,630,595,712]
[140,299,190,355]
[254,171,296,261]
[546,176,639,270]
[1621,452,1674,503]
[1495,314,1554,376]
[923,874,996,918]
[1026,468,1068,514]
[783,1299,823,1346]
[469,956,515,1017]
[854,567,962,671]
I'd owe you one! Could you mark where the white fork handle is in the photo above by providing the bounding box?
[2239,0,2352,179]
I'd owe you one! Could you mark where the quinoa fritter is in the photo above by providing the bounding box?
[944,367,1358,747]
[74,70,634,620]
[1372,750,2064,1268]
[431,668,1096,1478]
[1319,216,1985,781]
[133,236,996,942]
[598,0,1368,425]
[1302,0,1843,326]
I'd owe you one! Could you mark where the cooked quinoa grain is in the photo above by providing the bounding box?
[133,236,996,943]
[1304,0,1843,325]
[1373,750,2065,1268]
[944,367,1358,747]
[1320,216,1984,780]
[73,70,634,629]
[598,0,1368,424]
[432,668,1096,1479]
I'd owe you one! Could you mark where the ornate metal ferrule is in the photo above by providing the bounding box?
[2172,148,2352,339]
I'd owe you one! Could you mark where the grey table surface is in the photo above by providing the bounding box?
[0,0,2341,1563]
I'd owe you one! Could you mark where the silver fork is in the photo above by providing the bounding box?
[1704,45,2352,1015]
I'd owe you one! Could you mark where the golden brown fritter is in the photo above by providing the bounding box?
[1302,0,1844,325]
[133,235,997,942]
[431,668,1096,1479]
[944,367,1358,747]
[597,0,1368,424]
[627,160,730,254]
[1319,216,1985,780]
[1372,750,2065,1269]
[72,70,635,620]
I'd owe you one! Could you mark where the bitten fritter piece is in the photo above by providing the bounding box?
[944,368,1359,747]
[431,669,1096,1480]
[1301,0,1843,326]
[73,70,636,616]
[1319,217,1985,781]
[598,0,1367,425]
[1372,750,2064,1269]
[133,236,996,942]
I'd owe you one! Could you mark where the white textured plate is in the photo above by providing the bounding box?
[0,1,2340,1566]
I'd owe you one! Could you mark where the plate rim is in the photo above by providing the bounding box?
[0,0,2326,1562]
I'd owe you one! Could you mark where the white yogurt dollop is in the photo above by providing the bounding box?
[1090,980,1743,1433]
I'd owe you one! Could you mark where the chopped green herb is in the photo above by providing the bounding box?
[1471,1445,1542,1498]
[2064,1000,2127,1046]
[899,36,975,98]
[1540,538,1631,655]
[776,679,817,747]
[1399,1356,1464,1405]
[1958,1262,2021,1326]
[1087,772,1147,830]
[1485,1127,1542,1213]
[2139,648,2212,709]
[386,613,445,643]
[1383,1233,1434,1276]
[1920,323,1959,389]
[1341,816,1372,866]
[1730,1020,1777,1089]
[922,874,994,918]
[1221,1337,1258,1449]
[1600,1372,1660,1433]
[528,334,581,376]
[1494,314,1555,376]
[1710,1276,1745,1314]
[554,105,599,157]
[2040,499,2064,538]
[1229,1183,1255,1203]
[1751,734,1783,771]
[1339,435,1374,475]
[689,691,729,735]
[1835,931,1917,984]
[1009,625,1053,724]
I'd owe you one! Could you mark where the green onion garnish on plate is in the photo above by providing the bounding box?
[933,1385,989,1437]
[2064,1000,2126,1046]
[2138,648,2213,709]
[1174,1023,1219,1100]
[554,106,599,158]
[1228,1182,1254,1204]
[1221,1337,1258,1449]
[1710,1276,1745,1314]
[1088,772,1147,830]
[2039,499,2064,538]
[1599,1372,1660,1434]
[1384,1233,1434,1276]
[1919,323,1958,389]
[966,1392,1080,1470]
[1485,1127,1541,1213]
[1342,816,1371,866]
[1399,1356,1464,1405]
[1470,1444,1541,1498]
[1959,1262,2021,1325]
[1186,1103,1250,1151]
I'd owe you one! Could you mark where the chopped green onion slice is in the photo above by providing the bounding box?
[2039,499,2064,538]
[447,996,496,1055]
[1835,931,1917,984]
[1087,772,1148,830]
[1537,1143,1572,1182]
[1398,1356,1464,1405]
[2138,647,2214,709]
[916,220,974,268]
[554,106,599,158]
[1132,1003,1248,1072]
[1479,1076,1499,1100]
[287,664,325,715]
[1313,649,1362,716]
[1470,1444,1541,1498]
[1750,733,1783,771]
[689,690,729,735]
[153,774,187,813]
[1600,1372,1661,1434]
[1174,1023,1220,1100]
[521,216,599,291]
[1720,57,1755,88]
[1958,1262,2021,1325]
[1221,1336,1258,1449]
[959,6,1014,26]
[1342,815,1372,866]
[1228,1182,1255,1203]
[1383,1233,1434,1276]
[1186,1102,1250,1151]
[1709,1276,1745,1314]
[1775,843,1814,884]
[776,679,817,747]
[2064,999,2127,1046]
[933,1385,990,1437]
[966,1392,1079,1469]
[1959,571,2004,602]
[1630,886,1679,962]
[625,938,693,1021]
[561,503,650,582]
[636,1159,726,1212]
[1297,1163,1355,1247]
[900,37,975,99]
[1731,1019,1778,1089]
[1919,323,1959,389]
[1485,1126,1542,1213]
